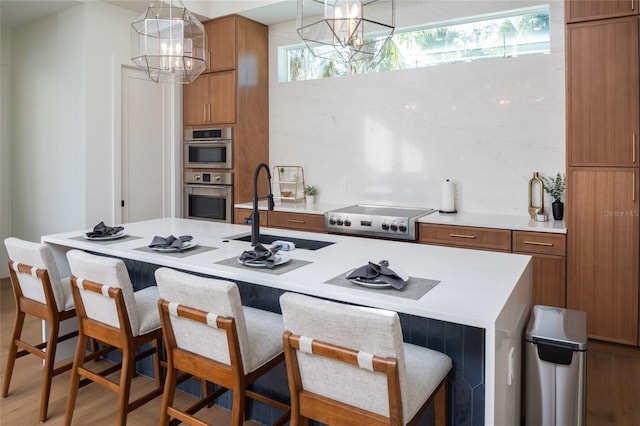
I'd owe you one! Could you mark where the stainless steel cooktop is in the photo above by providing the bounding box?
[324,204,436,240]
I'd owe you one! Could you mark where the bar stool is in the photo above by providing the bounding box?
[280,292,452,426]
[2,237,83,422]
[64,249,164,426]
[155,267,290,426]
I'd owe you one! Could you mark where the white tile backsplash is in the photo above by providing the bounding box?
[268,1,566,215]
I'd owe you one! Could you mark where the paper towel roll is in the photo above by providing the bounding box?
[440,179,456,213]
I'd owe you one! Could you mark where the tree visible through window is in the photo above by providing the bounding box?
[283,6,550,82]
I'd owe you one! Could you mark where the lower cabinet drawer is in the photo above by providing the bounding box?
[418,223,511,252]
[234,208,267,227]
[268,211,326,233]
[512,231,566,256]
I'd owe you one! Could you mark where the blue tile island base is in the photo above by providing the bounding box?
[118,257,485,426]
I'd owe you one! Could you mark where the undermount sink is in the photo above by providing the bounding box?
[230,234,334,251]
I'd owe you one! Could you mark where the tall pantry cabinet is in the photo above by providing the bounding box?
[183,15,269,207]
[565,2,640,345]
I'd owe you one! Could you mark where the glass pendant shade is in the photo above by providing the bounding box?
[131,1,207,84]
[297,0,395,63]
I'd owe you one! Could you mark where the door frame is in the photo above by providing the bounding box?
[113,64,182,224]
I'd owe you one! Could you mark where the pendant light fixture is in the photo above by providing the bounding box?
[297,0,395,63]
[131,0,207,84]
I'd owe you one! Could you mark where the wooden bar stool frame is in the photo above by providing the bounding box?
[283,331,448,426]
[2,260,89,422]
[65,276,164,426]
[158,299,290,426]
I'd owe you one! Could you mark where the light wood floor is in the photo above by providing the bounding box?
[2,278,640,425]
[0,278,261,425]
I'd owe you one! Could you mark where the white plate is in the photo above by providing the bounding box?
[349,278,392,288]
[151,240,197,252]
[83,230,126,241]
[238,252,291,267]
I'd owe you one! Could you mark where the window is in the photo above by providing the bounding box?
[282,5,550,82]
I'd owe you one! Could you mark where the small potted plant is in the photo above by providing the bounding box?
[304,185,318,204]
[541,172,566,220]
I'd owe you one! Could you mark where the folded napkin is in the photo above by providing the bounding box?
[239,244,281,267]
[346,260,407,289]
[149,235,193,250]
[86,221,124,238]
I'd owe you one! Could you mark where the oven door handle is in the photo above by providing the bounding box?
[184,184,231,195]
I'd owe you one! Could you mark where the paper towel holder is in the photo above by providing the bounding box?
[439,178,458,214]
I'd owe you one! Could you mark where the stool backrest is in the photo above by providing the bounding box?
[155,268,253,371]
[4,237,67,312]
[66,250,140,335]
[280,292,409,419]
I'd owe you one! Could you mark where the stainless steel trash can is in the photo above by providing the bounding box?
[525,305,587,426]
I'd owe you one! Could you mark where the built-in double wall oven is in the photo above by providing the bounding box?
[183,127,233,223]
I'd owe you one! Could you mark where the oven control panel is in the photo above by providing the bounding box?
[325,214,413,239]
[184,171,232,186]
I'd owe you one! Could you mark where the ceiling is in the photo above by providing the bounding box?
[0,0,297,28]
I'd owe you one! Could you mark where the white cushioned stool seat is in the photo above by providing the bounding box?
[280,292,452,426]
[2,237,82,422]
[64,249,163,426]
[155,267,290,426]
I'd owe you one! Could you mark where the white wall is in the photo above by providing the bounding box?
[7,2,139,244]
[1,27,12,278]
[269,1,566,215]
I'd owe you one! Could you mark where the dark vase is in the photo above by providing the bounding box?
[552,201,564,221]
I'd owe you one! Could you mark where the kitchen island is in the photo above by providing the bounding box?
[42,217,531,426]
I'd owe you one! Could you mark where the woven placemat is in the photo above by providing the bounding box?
[133,245,218,258]
[215,256,312,275]
[325,273,440,300]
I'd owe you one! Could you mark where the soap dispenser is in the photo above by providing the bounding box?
[528,172,544,218]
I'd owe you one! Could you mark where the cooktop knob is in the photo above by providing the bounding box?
[329,217,337,225]
[399,223,408,232]
[390,222,398,231]
[337,218,344,226]
[344,218,352,227]
[381,222,390,231]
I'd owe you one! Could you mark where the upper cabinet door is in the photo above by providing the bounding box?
[183,76,210,126]
[206,16,236,73]
[567,17,640,167]
[566,0,638,23]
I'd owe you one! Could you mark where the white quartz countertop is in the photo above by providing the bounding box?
[42,218,531,330]
[235,201,566,234]
[235,201,344,215]
[419,211,566,234]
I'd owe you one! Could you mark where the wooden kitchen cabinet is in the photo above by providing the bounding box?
[184,15,268,214]
[268,211,326,233]
[567,168,639,345]
[566,17,639,167]
[418,223,511,252]
[205,16,236,73]
[513,231,567,308]
[234,208,267,227]
[565,0,638,23]
[183,71,235,126]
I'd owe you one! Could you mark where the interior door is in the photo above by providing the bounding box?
[121,67,166,223]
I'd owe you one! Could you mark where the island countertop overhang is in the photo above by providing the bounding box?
[41,217,532,330]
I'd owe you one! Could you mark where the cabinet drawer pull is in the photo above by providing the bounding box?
[633,0,636,11]
[634,134,637,163]
[287,219,305,224]
[634,172,637,202]
[450,233,476,239]
[203,105,207,122]
[523,240,553,247]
